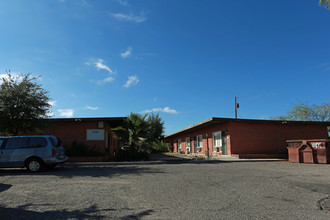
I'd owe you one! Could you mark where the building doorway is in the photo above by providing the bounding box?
[186,137,191,154]
[193,136,197,153]
[221,131,228,155]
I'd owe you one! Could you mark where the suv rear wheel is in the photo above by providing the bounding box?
[26,158,43,172]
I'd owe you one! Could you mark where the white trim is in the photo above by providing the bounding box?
[177,139,181,152]
[212,131,222,152]
[197,135,203,152]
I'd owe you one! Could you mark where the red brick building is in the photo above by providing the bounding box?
[38,117,125,159]
[164,118,330,158]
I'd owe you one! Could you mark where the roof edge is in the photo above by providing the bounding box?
[45,117,126,122]
[164,117,330,138]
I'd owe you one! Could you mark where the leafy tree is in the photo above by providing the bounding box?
[146,113,164,143]
[112,112,150,150]
[0,73,51,135]
[271,102,330,121]
[112,112,166,158]
[320,0,330,9]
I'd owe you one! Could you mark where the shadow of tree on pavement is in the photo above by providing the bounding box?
[0,203,115,220]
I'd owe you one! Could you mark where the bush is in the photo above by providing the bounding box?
[115,148,150,161]
[65,140,103,157]
[150,141,169,153]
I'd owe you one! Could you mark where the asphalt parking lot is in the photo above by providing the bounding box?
[1,160,330,220]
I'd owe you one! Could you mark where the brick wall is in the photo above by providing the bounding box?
[39,121,114,155]
[228,122,328,154]
[170,122,230,155]
[165,121,328,157]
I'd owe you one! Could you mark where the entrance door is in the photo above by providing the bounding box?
[186,138,191,154]
[221,131,227,155]
[193,137,197,153]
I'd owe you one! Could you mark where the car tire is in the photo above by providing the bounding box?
[26,158,43,172]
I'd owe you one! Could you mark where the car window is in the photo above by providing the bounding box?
[50,136,62,147]
[0,138,4,148]
[4,137,29,149]
[29,137,47,148]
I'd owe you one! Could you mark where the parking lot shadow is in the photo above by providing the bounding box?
[120,209,154,220]
[0,163,165,179]
[0,183,12,193]
[0,203,114,220]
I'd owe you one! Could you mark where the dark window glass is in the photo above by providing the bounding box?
[49,136,62,147]
[0,139,4,148]
[4,138,29,149]
[29,137,47,148]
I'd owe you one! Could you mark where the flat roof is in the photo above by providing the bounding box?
[165,117,330,138]
[45,117,126,127]
[48,117,126,122]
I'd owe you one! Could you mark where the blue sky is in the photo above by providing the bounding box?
[0,0,329,135]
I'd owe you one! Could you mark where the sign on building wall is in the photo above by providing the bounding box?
[86,129,105,140]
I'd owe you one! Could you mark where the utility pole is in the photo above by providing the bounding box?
[235,96,239,119]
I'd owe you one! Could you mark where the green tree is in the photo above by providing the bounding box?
[271,102,330,121]
[113,112,166,156]
[146,113,164,143]
[320,0,330,9]
[112,112,150,150]
[0,73,51,135]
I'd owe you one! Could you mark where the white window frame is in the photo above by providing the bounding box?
[177,139,181,152]
[212,131,222,152]
[186,137,191,153]
[197,135,203,152]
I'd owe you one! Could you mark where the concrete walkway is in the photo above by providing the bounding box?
[150,153,287,162]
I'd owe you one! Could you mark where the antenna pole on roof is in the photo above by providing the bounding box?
[235,96,239,119]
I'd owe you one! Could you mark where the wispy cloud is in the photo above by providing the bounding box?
[59,0,90,6]
[121,47,132,58]
[86,58,116,85]
[48,101,57,107]
[0,72,41,84]
[0,73,18,84]
[85,106,98,110]
[142,107,179,115]
[58,109,74,118]
[123,75,139,88]
[86,58,113,74]
[95,76,115,85]
[46,101,56,117]
[117,0,129,6]
[110,12,146,23]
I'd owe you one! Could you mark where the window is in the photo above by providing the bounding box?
[213,131,222,152]
[186,137,191,153]
[0,139,4,148]
[197,135,203,152]
[177,139,181,152]
[29,137,47,148]
[4,137,29,149]
[87,129,105,140]
[50,136,62,147]
[328,126,330,138]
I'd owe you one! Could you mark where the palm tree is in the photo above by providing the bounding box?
[113,113,150,151]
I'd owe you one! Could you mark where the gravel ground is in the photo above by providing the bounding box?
[1,161,330,220]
